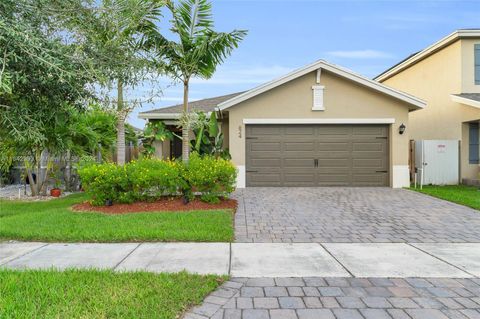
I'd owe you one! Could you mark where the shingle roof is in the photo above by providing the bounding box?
[453,93,480,102]
[140,92,244,116]
[374,52,419,80]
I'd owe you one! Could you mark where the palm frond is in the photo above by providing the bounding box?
[195,29,247,78]
[176,0,213,38]
[156,0,247,82]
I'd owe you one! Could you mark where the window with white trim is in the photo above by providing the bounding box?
[469,122,479,164]
[475,44,480,85]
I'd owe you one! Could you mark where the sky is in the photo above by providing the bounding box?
[128,0,480,128]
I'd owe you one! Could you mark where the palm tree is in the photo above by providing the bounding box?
[152,0,247,162]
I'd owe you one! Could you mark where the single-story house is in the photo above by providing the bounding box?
[139,60,426,188]
[375,29,480,185]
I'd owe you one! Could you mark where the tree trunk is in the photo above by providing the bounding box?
[27,149,42,196]
[27,169,36,196]
[64,150,71,191]
[38,150,50,195]
[182,81,190,162]
[116,80,126,166]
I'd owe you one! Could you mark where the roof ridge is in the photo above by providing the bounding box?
[139,91,245,115]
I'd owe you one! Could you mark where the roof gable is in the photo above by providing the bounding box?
[217,60,425,111]
[376,29,480,82]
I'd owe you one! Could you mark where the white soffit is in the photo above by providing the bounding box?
[450,95,480,109]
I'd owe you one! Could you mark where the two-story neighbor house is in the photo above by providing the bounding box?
[375,29,480,184]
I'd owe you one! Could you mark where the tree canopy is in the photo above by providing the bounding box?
[0,0,92,153]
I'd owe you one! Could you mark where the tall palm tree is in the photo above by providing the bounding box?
[152,0,247,162]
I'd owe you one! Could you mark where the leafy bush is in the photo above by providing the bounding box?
[183,153,237,203]
[78,163,130,206]
[126,159,187,200]
[79,156,237,206]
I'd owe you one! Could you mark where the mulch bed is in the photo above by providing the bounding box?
[72,197,237,214]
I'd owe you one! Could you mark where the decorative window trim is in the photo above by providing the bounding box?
[469,122,479,164]
[475,44,480,85]
[312,85,325,111]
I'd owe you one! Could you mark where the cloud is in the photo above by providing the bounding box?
[326,50,394,59]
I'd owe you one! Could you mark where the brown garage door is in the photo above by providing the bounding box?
[246,124,389,187]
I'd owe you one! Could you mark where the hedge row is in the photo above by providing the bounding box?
[79,153,237,205]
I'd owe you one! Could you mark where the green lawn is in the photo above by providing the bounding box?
[0,269,224,319]
[411,185,480,211]
[0,193,234,242]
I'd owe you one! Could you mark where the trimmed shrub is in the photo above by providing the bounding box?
[126,159,187,201]
[79,155,237,206]
[183,153,237,203]
[78,162,130,206]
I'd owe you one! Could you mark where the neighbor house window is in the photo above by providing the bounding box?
[469,122,479,164]
[476,44,480,85]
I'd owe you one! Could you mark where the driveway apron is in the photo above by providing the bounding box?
[233,187,480,243]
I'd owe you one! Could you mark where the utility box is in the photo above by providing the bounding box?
[415,140,459,185]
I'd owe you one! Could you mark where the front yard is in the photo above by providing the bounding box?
[0,269,224,319]
[0,193,234,242]
[411,185,480,211]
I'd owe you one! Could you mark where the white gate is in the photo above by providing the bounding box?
[415,140,459,185]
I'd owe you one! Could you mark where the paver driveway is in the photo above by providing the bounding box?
[233,188,480,243]
[185,277,480,319]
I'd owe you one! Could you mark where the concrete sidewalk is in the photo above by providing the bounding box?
[1,242,480,278]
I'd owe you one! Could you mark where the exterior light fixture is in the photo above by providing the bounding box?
[399,123,406,135]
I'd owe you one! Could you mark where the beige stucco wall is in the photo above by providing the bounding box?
[381,39,480,180]
[226,70,413,187]
[461,39,480,93]
[221,118,229,149]
[151,140,171,159]
[150,120,229,159]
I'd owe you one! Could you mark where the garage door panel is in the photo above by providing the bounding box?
[353,158,385,169]
[247,126,281,136]
[246,124,389,187]
[352,173,389,186]
[284,173,316,183]
[284,126,315,135]
[247,173,281,186]
[284,158,315,168]
[353,142,385,152]
[250,158,282,168]
[352,151,388,159]
[317,126,351,135]
[316,151,351,159]
[317,142,350,151]
[317,159,350,168]
[250,142,281,151]
[353,126,388,136]
[284,142,315,151]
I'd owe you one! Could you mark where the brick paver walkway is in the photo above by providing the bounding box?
[184,277,480,319]
[233,188,480,243]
